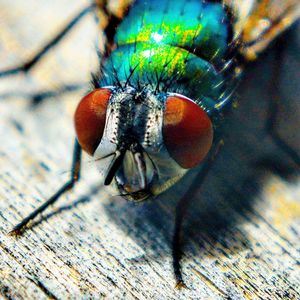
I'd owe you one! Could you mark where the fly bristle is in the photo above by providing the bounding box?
[124,64,139,88]
[91,72,101,89]
[111,66,124,91]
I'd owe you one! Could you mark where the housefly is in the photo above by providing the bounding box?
[1,0,299,286]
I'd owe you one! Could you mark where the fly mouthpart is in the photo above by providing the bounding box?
[114,148,157,200]
[133,151,147,190]
[104,150,126,186]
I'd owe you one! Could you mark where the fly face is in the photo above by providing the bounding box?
[93,86,168,201]
[75,87,213,201]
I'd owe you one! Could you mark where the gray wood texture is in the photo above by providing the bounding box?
[0,1,299,299]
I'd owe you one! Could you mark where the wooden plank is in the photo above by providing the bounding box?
[0,1,299,299]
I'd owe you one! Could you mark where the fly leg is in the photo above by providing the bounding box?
[92,0,134,83]
[8,139,82,236]
[266,36,300,168]
[95,0,133,57]
[173,140,223,288]
[0,4,95,78]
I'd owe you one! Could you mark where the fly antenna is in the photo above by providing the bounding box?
[104,150,126,185]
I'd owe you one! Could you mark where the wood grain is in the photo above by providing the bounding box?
[0,1,299,299]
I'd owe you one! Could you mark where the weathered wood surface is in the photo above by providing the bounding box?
[0,1,299,299]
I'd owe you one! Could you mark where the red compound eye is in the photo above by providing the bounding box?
[163,95,213,169]
[74,88,111,155]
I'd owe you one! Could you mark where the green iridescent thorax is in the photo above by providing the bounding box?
[100,0,232,109]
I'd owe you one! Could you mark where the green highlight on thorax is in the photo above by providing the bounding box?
[101,0,231,108]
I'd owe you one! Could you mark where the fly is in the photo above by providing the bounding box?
[1,0,300,287]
